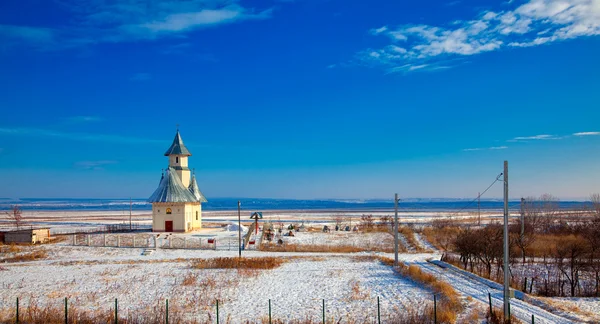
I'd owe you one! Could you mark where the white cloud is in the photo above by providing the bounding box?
[359,0,600,72]
[74,160,118,170]
[0,1,272,49]
[573,131,600,136]
[66,116,104,123]
[512,134,559,140]
[463,146,508,152]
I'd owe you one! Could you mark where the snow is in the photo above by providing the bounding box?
[0,245,435,322]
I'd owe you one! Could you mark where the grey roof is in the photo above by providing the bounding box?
[148,167,198,203]
[164,130,192,156]
[188,174,208,203]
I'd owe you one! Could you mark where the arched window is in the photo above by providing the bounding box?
[196,211,198,220]
[166,208,172,214]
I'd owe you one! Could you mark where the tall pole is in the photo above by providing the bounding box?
[129,197,132,231]
[394,193,399,267]
[238,200,242,258]
[478,192,481,226]
[503,161,510,320]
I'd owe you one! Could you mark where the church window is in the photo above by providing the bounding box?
[176,157,179,163]
[166,208,172,214]
[196,211,198,220]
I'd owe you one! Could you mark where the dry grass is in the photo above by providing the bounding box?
[399,226,427,252]
[422,226,461,251]
[191,257,286,270]
[259,243,367,253]
[378,257,463,324]
[181,272,198,286]
[0,249,47,263]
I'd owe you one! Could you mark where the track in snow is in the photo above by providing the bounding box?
[416,261,573,324]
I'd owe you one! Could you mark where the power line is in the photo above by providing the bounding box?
[450,173,503,217]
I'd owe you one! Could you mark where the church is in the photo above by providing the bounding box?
[148,130,207,232]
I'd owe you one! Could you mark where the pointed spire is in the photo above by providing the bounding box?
[188,173,208,203]
[164,130,192,156]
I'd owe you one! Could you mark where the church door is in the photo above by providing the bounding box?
[165,221,173,232]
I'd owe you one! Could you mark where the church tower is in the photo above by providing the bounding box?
[148,129,207,232]
[164,130,192,187]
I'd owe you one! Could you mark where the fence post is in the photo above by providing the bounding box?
[169,237,172,249]
[114,298,118,324]
[133,236,136,248]
[377,296,381,324]
[87,234,90,246]
[434,294,437,324]
[16,297,19,324]
[488,292,492,315]
[322,299,325,324]
[184,237,187,249]
[532,314,534,324]
[154,236,158,249]
[216,300,219,324]
[65,297,68,324]
[73,234,76,245]
[166,299,169,324]
[104,234,107,247]
[268,299,272,324]
[117,235,121,248]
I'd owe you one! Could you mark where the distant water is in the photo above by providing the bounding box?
[0,198,589,212]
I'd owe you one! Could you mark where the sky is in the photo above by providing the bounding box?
[0,0,599,200]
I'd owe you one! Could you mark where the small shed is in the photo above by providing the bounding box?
[2,228,51,244]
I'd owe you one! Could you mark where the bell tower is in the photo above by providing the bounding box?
[164,129,192,187]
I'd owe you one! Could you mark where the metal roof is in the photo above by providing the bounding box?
[148,167,198,203]
[188,174,208,203]
[164,130,192,156]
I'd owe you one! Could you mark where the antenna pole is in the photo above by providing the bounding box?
[394,193,399,267]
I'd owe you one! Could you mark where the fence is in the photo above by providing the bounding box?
[4,295,540,324]
[71,234,250,251]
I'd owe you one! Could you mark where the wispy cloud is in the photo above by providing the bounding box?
[573,131,600,136]
[130,73,152,81]
[0,127,167,145]
[512,134,560,140]
[65,116,104,123]
[74,160,118,170]
[463,146,508,152]
[1,1,272,50]
[359,0,600,72]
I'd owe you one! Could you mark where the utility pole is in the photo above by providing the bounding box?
[394,193,399,267]
[478,192,481,226]
[503,161,510,320]
[129,197,132,231]
[238,200,242,258]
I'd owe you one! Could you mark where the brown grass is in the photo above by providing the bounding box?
[378,257,463,324]
[181,272,198,286]
[0,249,47,263]
[259,243,367,253]
[399,226,428,252]
[191,257,286,270]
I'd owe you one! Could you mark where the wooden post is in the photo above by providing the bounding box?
[216,300,219,324]
[434,294,437,324]
[16,297,19,324]
[488,292,492,316]
[166,299,169,324]
[65,297,68,324]
[114,298,118,324]
[377,296,381,324]
[322,299,325,324]
[532,314,535,324]
[268,299,272,324]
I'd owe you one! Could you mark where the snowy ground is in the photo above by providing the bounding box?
[0,244,434,323]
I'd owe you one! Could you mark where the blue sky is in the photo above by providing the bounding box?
[0,0,599,200]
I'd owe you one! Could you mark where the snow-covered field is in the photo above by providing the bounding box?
[0,245,434,322]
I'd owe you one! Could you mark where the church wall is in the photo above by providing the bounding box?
[152,203,189,232]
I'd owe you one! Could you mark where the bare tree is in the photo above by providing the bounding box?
[359,214,374,230]
[540,193,560,229]
[4,205,24,229]
[591,193,600,218]
[555,236,587,297]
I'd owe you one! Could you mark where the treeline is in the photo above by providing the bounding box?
[446,194,600,297]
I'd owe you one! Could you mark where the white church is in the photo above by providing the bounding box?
[148,130,207,232]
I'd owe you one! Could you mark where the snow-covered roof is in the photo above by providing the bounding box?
[148,167,198,203]
[188,174,208,203]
